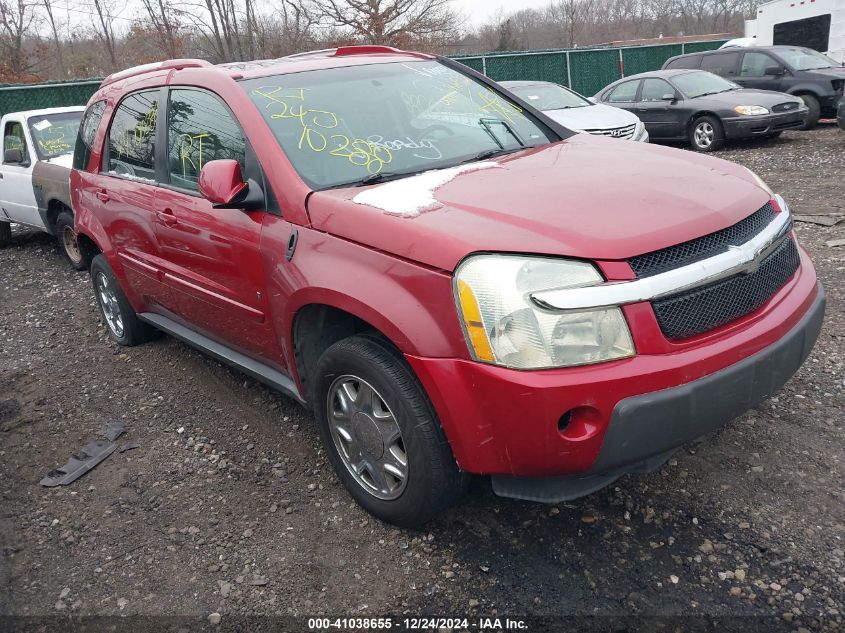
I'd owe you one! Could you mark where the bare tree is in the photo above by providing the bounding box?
[90,0,118,70]
[308,0,457,45]
[0,0,38,79]
[139,0,182,58]
[41,0,64,76]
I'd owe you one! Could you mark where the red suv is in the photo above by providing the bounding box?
[71,47,825,527]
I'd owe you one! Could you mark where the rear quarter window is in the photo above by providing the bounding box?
[73,100,106,171]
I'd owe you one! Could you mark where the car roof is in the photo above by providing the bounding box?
[610,69,700,80]
[100,46,437,88]
[4,106,85,119]
[678,45,811,57]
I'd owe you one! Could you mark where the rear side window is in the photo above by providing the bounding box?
[700,52,740,77]
[74,100,106,171]
[666,55,701,70]
[106,90,159,182]
[606,80,640,103]
[3,121,27,163]
[166,89,246,192]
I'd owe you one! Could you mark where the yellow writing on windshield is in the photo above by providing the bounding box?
[252,86,393,174]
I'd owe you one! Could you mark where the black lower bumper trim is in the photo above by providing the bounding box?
[492,282,825,503]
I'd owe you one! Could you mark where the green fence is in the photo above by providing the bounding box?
[451,39,728,96]
[0,78,101,119]
[0,40,727,117]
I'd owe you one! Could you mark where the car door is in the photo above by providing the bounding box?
[153,87,277,360]
[737,51,785,91]
[0,119,42,228]
[634,78,685,139]
[93,89,167,305]
[700,51,742,80]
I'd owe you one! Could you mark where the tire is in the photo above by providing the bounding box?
[770,131,783,138]
[90,254,158,346]
[313,335,466,527]
[0,222,10,248]
[54,210,86,270]
[689,115,724,152]
[797,94,820,130]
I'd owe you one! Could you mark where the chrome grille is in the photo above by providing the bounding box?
[582,123,637,139]
[652,236,800,340]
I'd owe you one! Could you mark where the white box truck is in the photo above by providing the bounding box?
[741,0,845,63]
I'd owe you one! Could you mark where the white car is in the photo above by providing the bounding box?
[0,106,86,268]
[500,80,649,142]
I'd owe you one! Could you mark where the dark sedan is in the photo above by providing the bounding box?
[594,69,808,151]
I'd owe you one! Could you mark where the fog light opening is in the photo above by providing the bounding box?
[557,411,573,434]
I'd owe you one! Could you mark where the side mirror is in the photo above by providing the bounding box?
[765,65,785,76]
[198,159,264,210]
[662,93,677,102]
[4,148,24,164]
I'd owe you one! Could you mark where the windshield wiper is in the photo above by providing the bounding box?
[478,117,526,149]
[470,147,523,162]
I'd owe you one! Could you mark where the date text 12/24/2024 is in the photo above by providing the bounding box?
[308,617,529,631]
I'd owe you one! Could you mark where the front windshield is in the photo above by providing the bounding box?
[776,48,838,70]
[27,112,82,159]
[241,61,555,189]
[672,71,738,98]
[504,83,591,110]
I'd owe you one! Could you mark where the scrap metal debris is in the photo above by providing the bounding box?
[793,214,844,227]
[118,442,140,454]
[40,440,118,487]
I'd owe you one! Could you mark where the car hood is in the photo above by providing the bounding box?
[697,88,804,107]
[306,134,771,272]
[803,67,845,80]
[543,103,640,130]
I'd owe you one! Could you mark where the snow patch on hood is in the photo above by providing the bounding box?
[352,161,501,218]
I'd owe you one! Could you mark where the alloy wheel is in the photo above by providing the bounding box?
[694,122,714,149]
[327,375,408,500]
[96,272,124,338]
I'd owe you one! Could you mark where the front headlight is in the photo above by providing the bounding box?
[454,255,635,369]
[734,105,769,115]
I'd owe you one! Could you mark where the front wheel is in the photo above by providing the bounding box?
[797,94,820,130]
[689,116,724,152]
[313,335,466,527]
[55,210,86,270]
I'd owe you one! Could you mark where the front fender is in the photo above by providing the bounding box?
[260,218,469,385]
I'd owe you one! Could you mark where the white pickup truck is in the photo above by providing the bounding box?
[0,106,86,269]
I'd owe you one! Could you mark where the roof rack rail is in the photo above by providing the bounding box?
[101,59,212,86]
[334,45,433,59]
[282,46,434,61]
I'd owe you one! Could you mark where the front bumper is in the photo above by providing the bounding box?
[407,249,822,483]
[722,109,807,138]
[493,282,824,501]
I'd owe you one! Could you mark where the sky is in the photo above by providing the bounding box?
[452,0,553,26]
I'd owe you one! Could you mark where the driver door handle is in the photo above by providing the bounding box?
[156,208,178,226]
[96,190,109,202]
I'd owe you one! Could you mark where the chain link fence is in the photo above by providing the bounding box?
[451,39,728,96]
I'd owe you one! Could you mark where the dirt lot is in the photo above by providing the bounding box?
[1,126,843,632]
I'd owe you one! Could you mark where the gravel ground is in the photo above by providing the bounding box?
[1,125,843,632]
